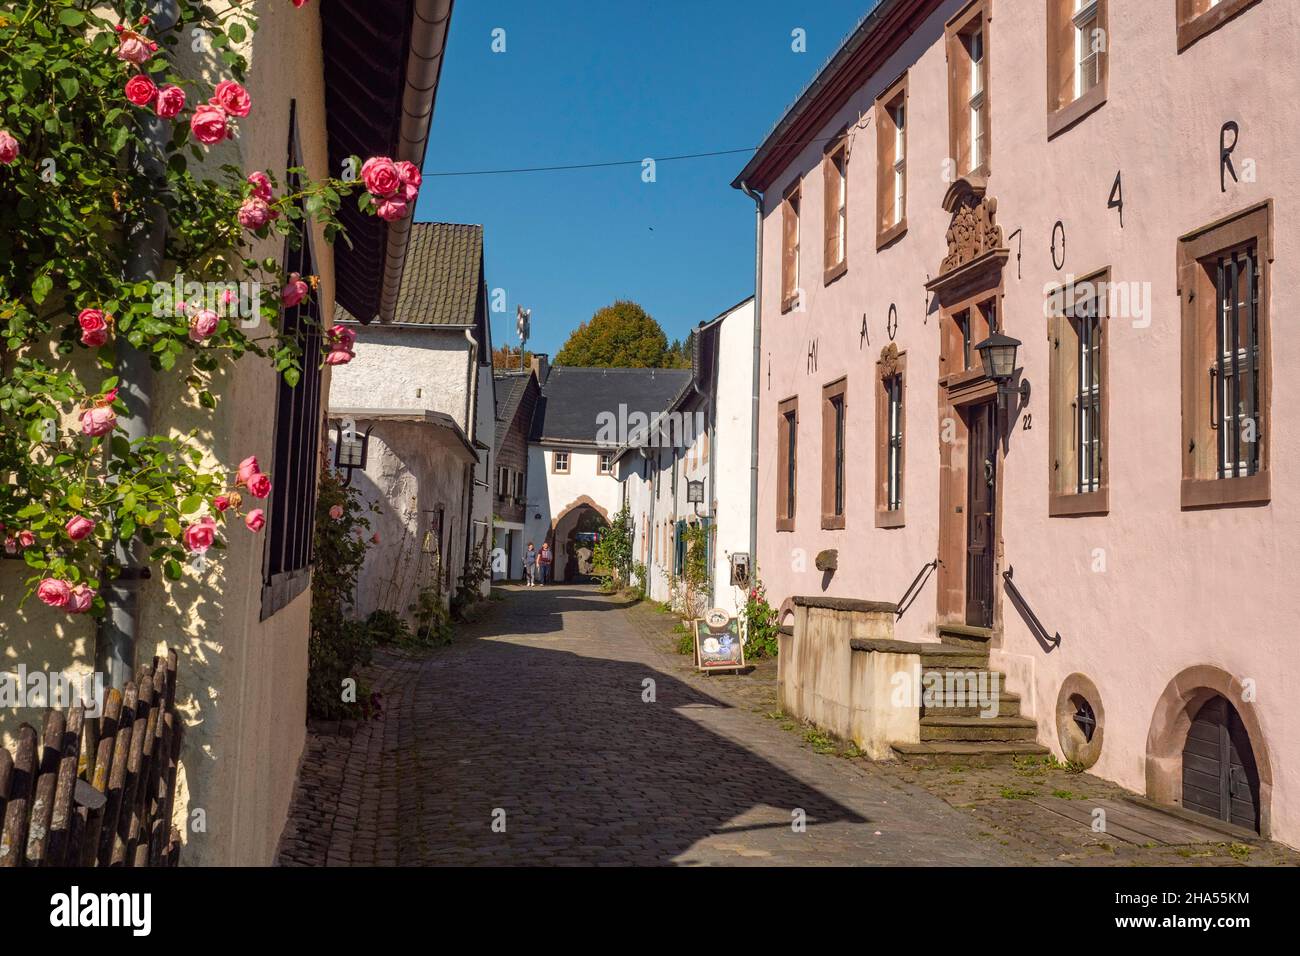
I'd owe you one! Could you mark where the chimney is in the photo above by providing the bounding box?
[529,352,550,384]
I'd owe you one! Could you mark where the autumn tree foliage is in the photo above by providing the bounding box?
[555,300,689,369]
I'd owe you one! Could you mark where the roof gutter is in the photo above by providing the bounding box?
[377,0,454,323]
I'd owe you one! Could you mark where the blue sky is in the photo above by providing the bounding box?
[416,0,875,356]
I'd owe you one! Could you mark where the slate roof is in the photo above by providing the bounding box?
[493,371,532,456]
[529,367,691,444]
[338,222,484,326]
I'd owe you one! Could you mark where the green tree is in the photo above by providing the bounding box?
[555,300,675,368]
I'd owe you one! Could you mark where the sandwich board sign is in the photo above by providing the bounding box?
[694,607,745,673]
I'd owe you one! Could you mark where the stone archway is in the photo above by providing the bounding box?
[548,496,610,583]
[1144,664,1273,837]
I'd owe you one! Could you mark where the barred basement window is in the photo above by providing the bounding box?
[262,105,324,619]
[1179,202,1272,508]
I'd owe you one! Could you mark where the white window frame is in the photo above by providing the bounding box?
[968,28,985,170]
[1073,0,1101,101]
[892,103,906,226]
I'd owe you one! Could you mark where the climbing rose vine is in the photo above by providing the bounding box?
[0,1,419,615]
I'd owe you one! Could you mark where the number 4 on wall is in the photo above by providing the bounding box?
[1108,171,1123,228]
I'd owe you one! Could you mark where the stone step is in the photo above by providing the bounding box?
[916,643,989,669]
[922,691,1021,718]
[937,623,994,649]
[919,715,1038,742]
[891,740,1052,766]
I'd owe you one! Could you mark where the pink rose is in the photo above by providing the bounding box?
[292,0,309,7]
[78,309,110,348]
[81,406,117,437]
[37,578,72,609]
[370,532,381,544]
[125,74,158,107]
[237,197,274,230]
[327,325,357,350]
[116,33,152,66]
[17,530,35,548]
[236,455,260,485]
[328,504,344,520]
[374,198,408,222]
[212,80,251,118]
[213,495,231,512]
[360,156,401,198]
[65,516,95,540]
[188,308,220,343]
[182,515,217,553]
[0,129,19,165]
[3,537,15,555]
[190,103,229,146]
[245,509,266,532]
[246,472,272,499]
[281,274,309,308]
[395,160,422,189]
[66,586,96,615]
[247,170,273,202]
[155,85,186,119]
[324,348,354,366]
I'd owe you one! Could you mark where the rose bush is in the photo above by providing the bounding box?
[0,2,390,615]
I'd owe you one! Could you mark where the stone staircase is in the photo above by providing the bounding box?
[891,624,1049,764]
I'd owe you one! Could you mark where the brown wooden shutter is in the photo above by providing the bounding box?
[822,153,836,271]
[1049,0,1075,112]
[875,102,891,234]
[951,35,971,176]
[781,191,798,302]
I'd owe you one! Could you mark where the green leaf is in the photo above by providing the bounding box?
[31,274,53,305]
[179,494,202,515]
[164,559,182,581]
[57,9,85,26]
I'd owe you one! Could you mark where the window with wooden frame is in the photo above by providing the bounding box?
[946,0,991,178]
[1177,0,1263,52]
[875,74,908,248]
[776,396,798,531]
[875,347,906,528]
[1046,0,1107,139]
[1179,201,1272,508]
[821,378,847,529]
[598,452,612,475]
[262,104,324,619]
[1048,269,1109,516]
[942,298,995,377]
[823,132,849,284]
[552,450,570,474]
[780,181,802,312]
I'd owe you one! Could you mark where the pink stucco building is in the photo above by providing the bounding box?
[733,0,1298,845]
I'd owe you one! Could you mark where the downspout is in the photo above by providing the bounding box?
[739,181,764,582]
[377,0,454,323]
[97,0,177,689]
[462,328,480,588]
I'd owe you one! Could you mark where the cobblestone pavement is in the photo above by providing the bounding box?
[277,585,1019,866]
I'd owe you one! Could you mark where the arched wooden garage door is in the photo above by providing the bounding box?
[1181,695,1260,832]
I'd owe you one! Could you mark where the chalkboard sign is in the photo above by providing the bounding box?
[695,609,745,672]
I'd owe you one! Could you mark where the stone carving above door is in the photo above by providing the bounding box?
[939,178,1004,276]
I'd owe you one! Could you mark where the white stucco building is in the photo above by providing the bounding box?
[523,361,690,584]
[330,222,495,618]
[614,297,756,616]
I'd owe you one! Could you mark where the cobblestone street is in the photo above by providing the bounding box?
[277,586,1299,867]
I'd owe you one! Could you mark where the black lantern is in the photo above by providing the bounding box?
[687,478,705,516]
[333,421,372,485]
[973,330,1021,382]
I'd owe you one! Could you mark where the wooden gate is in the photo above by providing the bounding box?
[1181,695,1261,832]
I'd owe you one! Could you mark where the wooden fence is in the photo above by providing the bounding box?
[0,649,183,867]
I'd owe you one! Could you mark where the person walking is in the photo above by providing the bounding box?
[537,541,553,585]
[523,542,537,587]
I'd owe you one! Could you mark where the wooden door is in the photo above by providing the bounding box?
[965,401,996,627]
[1182,696,1261,832]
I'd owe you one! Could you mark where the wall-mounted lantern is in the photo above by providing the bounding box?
[974,331,1031,407]
[333,421,373,486]
[687,478,705,517]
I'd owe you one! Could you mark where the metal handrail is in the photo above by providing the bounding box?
[1002,565,1062,650]
[895,558,940,620]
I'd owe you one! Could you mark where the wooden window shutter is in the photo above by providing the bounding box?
[950,34,971,176]
[1048,0,1075,112]
[823,152,838,271]
[781,190,798,304]
[875,102,890,233]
